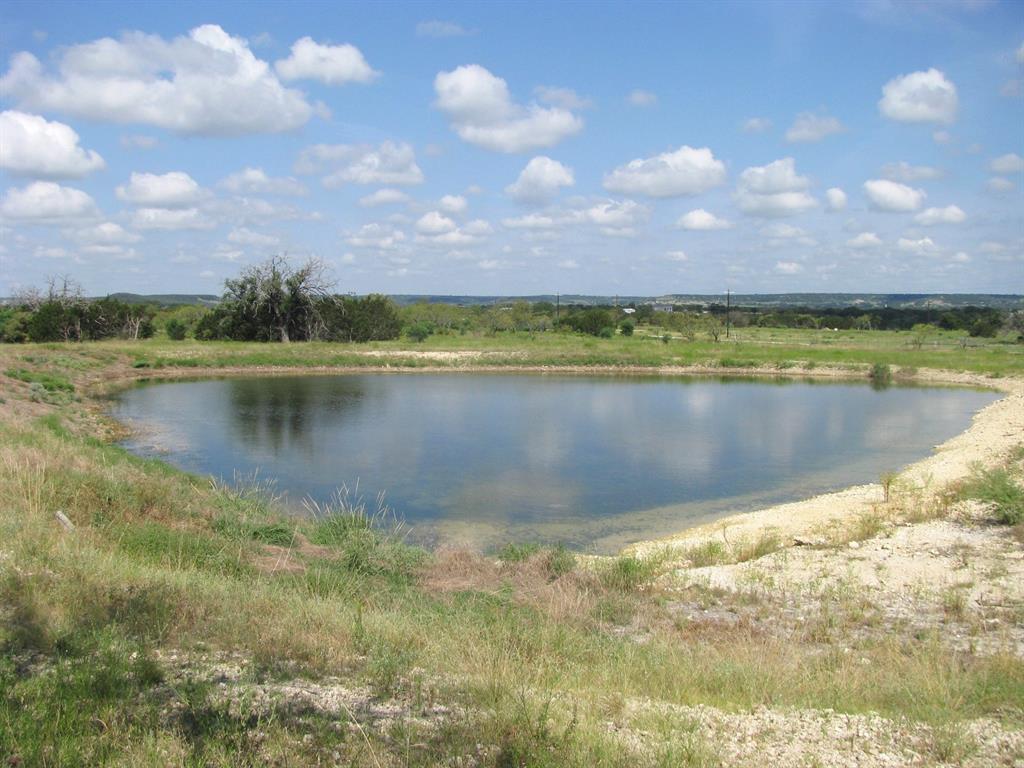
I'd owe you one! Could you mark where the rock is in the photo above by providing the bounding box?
[849,541,861,550]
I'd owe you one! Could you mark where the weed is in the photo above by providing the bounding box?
[958,464,1024,525]
[869,362,892,389]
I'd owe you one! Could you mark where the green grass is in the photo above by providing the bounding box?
[1,332,1022,762]
[959,463,1024,525]
[4,367,75,392]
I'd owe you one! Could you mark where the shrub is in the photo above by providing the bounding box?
[959,466,1024,525]
[870,363,892,389]
[165,318,187,340]
[406,321,432,343]
[619,320,634,337]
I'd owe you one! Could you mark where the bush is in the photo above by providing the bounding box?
[960,466,1024,525]
[870,363,892,389]
[619,320,634,336]
[406,321,432,343]
[165,318,187,340]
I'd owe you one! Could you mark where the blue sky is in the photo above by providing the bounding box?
[1,0,1022,297]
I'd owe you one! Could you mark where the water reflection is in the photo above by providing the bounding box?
[114,374,998,553]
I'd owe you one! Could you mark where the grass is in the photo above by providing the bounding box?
[1,334,1022,763]
[959,461,1024,526]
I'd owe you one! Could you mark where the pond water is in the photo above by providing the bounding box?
[112,373,999,553]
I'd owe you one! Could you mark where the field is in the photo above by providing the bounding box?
[1,329,1023,766]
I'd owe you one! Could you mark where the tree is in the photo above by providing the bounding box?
[619,319,635,336]
[221,255,334,342]
[166,318,187,340]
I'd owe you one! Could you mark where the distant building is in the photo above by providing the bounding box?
[621,307,636,314]
[650,303,674,313]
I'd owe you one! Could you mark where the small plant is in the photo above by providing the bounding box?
[869,363,892,389]
[601,555,658,591]
[880,471,898,503]
[959,464,1024,525]
[619,319,634,337]
[681,540,727,568]
[661,334,671,344]
[165,318,187,340]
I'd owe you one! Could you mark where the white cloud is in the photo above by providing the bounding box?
[775,261,803,274]
[505,156,575,202]
[914,205,966,225]
[434,64,583,153]
[274,37,377,85]
[359,188,411,207]
[67,221,141,244]
[1,181,98,221]
[416,20,475,38]
[863,179,926,212]
[881,161,944,182]
[785,111,844,143]
[120,134,158,149]
[557,259,579,269]
[951,251,970,263]
[603,146,726,198]
[439,195,468,214]
[534,86,591,110]
[990,153,1024,174]
[1017,41,1024,64]
[501,213,559,230]
[762,223,807,239]
[847,232,882,249]
[131,207,213,230]
[0,25,314,135]
[734,158,817,217]
[116,172,208,207]
[219,167,306,196]
[987,177,1015,193]
[932,130,952,145]
[897,236,938,255]
[741,117,772,133]
[676,208,731,230]
[666,250,688,262]
[878,68,958,124]
[825,187,847,211]
[345,222,407,249]
[627,89,657,107]
[227,227,279,247]
[415,211,457,235]
[583,199,649,236]
[0,111,105,178]
[296,141,424,187]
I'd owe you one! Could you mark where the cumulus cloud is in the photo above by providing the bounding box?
[505,156,574,203]
[296,141,424,187]
[878,68,957,124]
[847,232,882,249]
[603,146,726,198]
[881,161,944,182]
[775,261,803,274]
[439,194,468,214]
[227,227,279,247]
[67,221,141,244]
[863,179,925,212]
[785,111,844,143]
[434,64,583,153]
[131,207,213,230]
[0,25,314,135]
[914,205,966,225]
[676,209,731,230]
[897,236,938,255]
[666,250,688,262]
[627,89,657,107]
[501,213,560,230]
[582,199,649,237]
[416,20,475,38]
[345,222,407,249]
[274,37,377,85]
[0,111,105,178]
[734,158,817,217]
[120,134,158,149]
[359,188,411,207]
[415,211,457,235]
[1,181,98,221]
[116,172,208,207]
[415,211,491,245]
[741,117,772,133]
[219,167,307,196]
[825,187,847,211]
[762,223,807,239]
[534,86,591,110]
[990,153,1024,174]
[987,177,1015,193]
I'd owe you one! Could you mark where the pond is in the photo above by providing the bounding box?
[112,373,999,553]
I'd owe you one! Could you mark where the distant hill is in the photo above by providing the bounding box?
[103,293,221,307]
[390,293,1024,310]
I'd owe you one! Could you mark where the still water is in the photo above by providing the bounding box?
[112,374,998,553]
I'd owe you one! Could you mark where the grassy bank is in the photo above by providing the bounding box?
[1,334,1022,766]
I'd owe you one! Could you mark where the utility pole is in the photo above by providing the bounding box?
[726,289,731,339]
